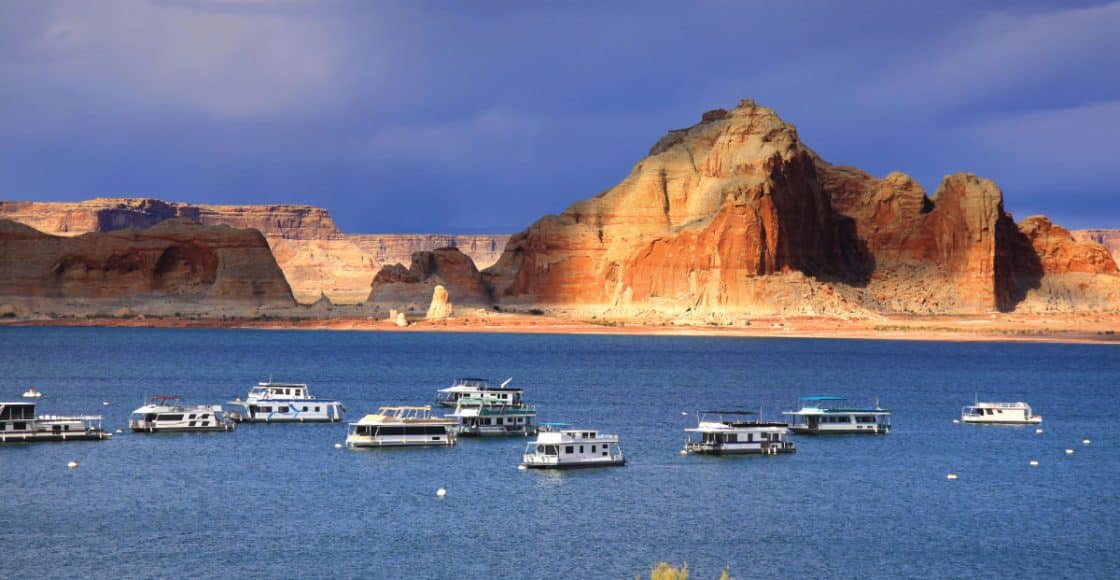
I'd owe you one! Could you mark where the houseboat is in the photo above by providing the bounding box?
[435,377,521,407]
[446,384,537,436]
[129,395,236,433]
[684,411,795,455]
[961,401,1042,425]
[783,396,891,434]
[346,406,457,448]
[0,401,110,443]
[521,423,625,469]
[226,381,345,423]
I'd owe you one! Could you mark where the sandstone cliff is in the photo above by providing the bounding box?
[483,99,1120,317]
[1072,229,1120,266]
[0,218,296,317]
[368,248,491,313]
[0,199,508,305]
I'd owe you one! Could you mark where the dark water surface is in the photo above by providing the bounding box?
[2,327,1118,579]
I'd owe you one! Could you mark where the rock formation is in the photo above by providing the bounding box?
[0,199,508,305]
[0,218,296,316]
[1072,229,1120,266]
[426,285,454,319]
[482,99,1120,317]
[368,248,491,312]
[349,234,510,271]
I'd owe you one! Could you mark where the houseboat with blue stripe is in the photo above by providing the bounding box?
[783,396,891,434]
[226,382,345,423]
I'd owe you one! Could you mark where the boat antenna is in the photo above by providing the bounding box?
[501,377,513,388]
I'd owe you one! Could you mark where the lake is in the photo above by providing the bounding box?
[2,327,1118,578]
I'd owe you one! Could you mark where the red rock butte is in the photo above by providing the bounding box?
[480,99,1120,318]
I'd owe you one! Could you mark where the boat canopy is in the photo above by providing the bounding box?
[799,396,847,401]
[700,410,757,415]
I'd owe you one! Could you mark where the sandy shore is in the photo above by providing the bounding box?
[4,312,1119,345]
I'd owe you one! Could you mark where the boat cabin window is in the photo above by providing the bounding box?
[158,414,184,422]
[565,446,574,454]
[14,421,26,430]
[0,405,34,420]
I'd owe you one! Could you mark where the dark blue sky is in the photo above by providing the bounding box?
[2,0,1118,233]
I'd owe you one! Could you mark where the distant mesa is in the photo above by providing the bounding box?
[0,217,295,317]
[0,198,509,305]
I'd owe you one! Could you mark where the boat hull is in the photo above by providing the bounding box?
[521,458,626,469]
[130,422,235,433]
[346,437,456,448]
[789,425,889,435]
[226,400,344,423]
[0,431,111,443]
[687,445,795,455]
[961,417,1042,425]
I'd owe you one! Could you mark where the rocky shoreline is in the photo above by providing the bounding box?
[4,311,1118,345]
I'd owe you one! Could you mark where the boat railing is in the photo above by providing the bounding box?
[972,401,1029,409]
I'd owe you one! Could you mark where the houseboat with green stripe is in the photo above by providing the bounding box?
[783,396,891,434]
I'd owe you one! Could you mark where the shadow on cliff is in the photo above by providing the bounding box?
[996,215,1043,312]
[816,214,875,287]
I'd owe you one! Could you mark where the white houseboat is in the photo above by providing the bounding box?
[226,381,345,423]
[961,401,1042,425]
[684,411,795,455]
[0,401,111,443]
[521,423,625,469]
[435,377,490,407]
[446,384,537,436]
[346,406,457,448]
[783,396,891,434]
[129,395,236,433]
[435,377,523,408]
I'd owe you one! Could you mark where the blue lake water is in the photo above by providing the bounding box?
[1,327,1118,579]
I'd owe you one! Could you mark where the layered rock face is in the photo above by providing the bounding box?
[1008,218,1120,312]
[0,199,507,305]
[368,248,491,313]
[487,101,837,315]
[350,235,510,271]
[485,99,1120,316]
[0,218,296,316]
[1072,229,1120,266]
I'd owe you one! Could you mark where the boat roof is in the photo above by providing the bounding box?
[256,382,308,388]
[700,410,757,415]
[783,408,890,415]
[799,396,847,401]
[539,421,572,428]
[687,421,787,432]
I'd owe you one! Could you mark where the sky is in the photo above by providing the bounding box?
[1,0,1118,234]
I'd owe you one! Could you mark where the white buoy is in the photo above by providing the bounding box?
[102,401,110,406]
[114,429,123,434]
[1065,449,1074,455]
[334,443,343,449]
[67,461,78,469]
[946,473,958,480]
[679,449,688,456]
[1035,428,1044,434]
[517,465,527,471]
[681,411,688,416]
[436,488,447,498]
[1082,439,1091,445]
[1029,460,1039,467]
[952,419,960,424]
